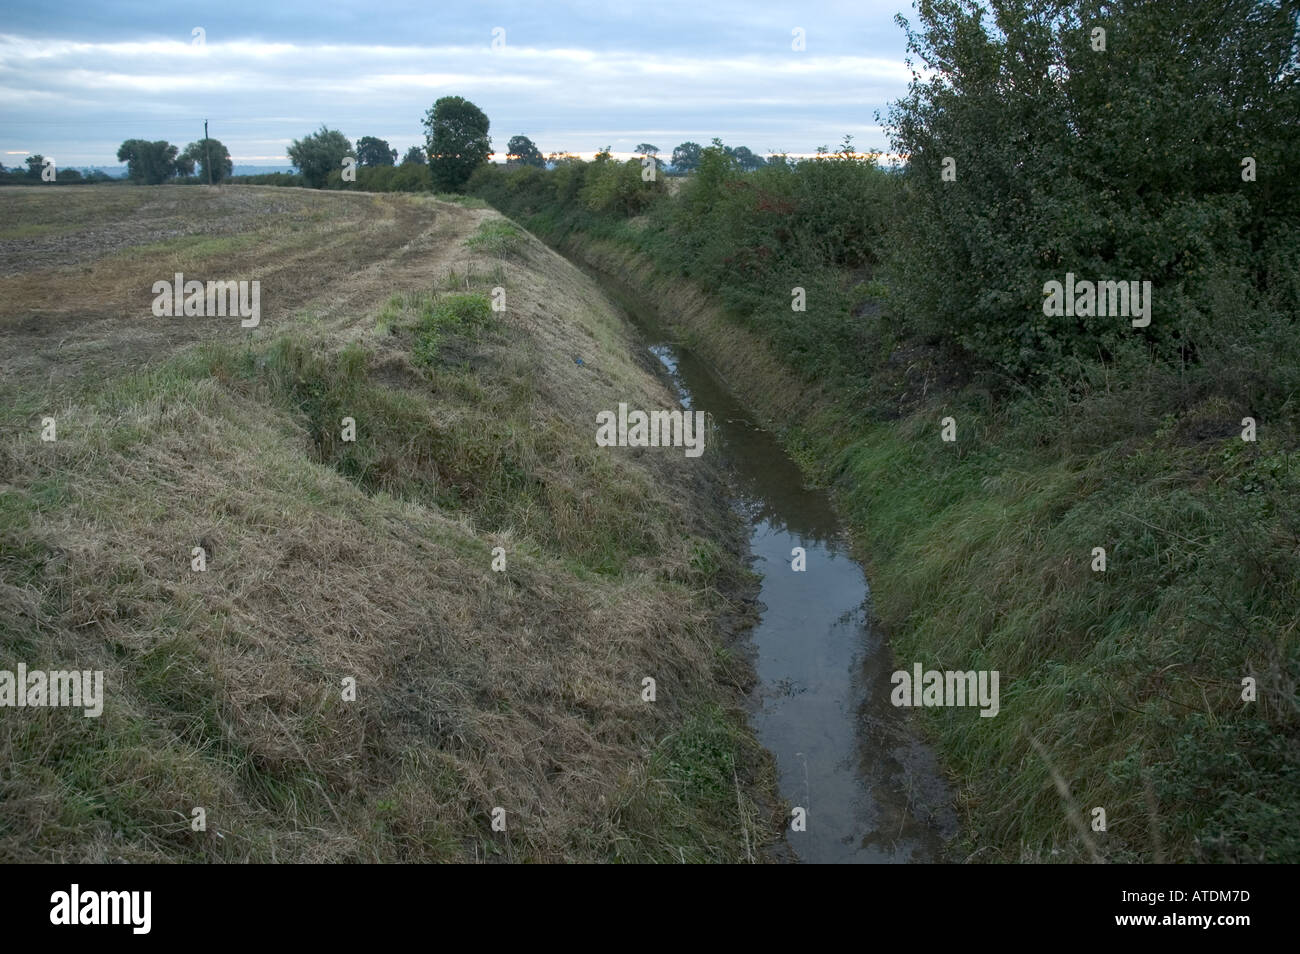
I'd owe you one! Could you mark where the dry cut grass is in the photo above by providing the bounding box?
[0,186,782,862]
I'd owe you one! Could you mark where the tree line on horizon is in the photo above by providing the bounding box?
[5,91,799,190]
[266,97,788,193]
[0,155,117,185]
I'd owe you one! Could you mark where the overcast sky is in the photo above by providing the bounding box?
[0,1,920,168]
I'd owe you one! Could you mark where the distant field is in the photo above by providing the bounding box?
[0,185,780,862]
[0,185,490,389]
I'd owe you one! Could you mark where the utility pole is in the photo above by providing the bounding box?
[204,119,212,185]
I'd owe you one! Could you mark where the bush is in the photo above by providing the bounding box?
[579,157,665,216]
[882,0,1300,384]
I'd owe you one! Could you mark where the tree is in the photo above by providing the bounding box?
[401,145,427,165]
[288,126,353,189]
[356,136,398,167]
[24,155,45,179]
[423,96,491,192]
[729,145,764,172]
[634,143,664,172]
[506,135,544,168]
[884,0,1300,377]
[671,141,703,172]
[116,140,189,184]
[180,138,233,183]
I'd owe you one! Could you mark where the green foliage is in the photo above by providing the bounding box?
[0,155,104,186]
[116,140,189,184]
[179,138,233,183]
[506,135,545,167]
[248,338,375,480]
[288,126,353,189]
[355,136,398,167]
[659,707,739,802]
[614,704,769,863]
[412,293,493,367]
[401,145,427,165]
[325,163,432,193]
[469,138,897,390]
[671,141,702,172]
[423,96,492,192]
[579,157,665,216]
[883,0,1300,382]
[727,145,763,171]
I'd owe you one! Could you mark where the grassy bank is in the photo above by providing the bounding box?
[469,180,1300,863]
[0,186,781,862]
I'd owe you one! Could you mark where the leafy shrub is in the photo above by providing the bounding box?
[579,157,665,216]
[882,0,1300,383]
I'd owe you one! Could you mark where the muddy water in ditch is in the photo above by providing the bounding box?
[588,272,958,863]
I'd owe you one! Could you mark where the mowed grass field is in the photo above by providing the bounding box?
[0,185,781,862]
